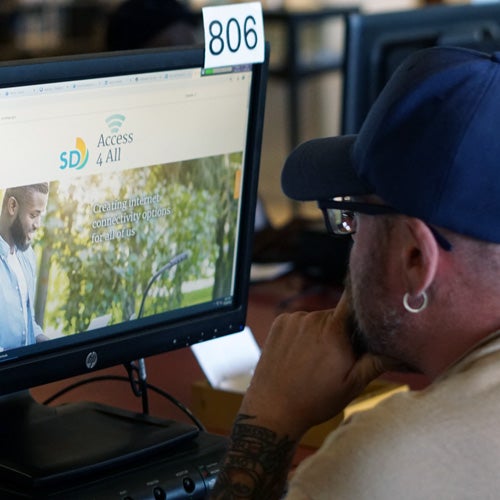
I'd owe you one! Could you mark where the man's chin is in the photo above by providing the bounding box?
[17,240,30,251]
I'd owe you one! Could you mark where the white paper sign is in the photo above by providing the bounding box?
[203,2,265,69]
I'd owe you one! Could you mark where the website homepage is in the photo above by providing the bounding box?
[0,67,252,352]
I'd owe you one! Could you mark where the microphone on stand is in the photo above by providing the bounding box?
[137,250,190,319]
[128,250,190,413]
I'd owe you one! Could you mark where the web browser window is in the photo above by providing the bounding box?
[0,63,254,350]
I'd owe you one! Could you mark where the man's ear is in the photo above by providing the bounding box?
[400,218,440,296]
[6,196,18,217]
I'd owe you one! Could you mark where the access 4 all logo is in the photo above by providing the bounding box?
[59,137,89,170]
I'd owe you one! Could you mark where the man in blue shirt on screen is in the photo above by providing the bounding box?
[0,183,50,351]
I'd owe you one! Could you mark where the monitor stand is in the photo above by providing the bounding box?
[0,390,199,493]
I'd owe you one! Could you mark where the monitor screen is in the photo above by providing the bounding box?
[0,45,268,490]
[0,45,267,392]
[341,2,500,134]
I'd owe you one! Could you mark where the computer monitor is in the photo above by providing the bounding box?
[342,2,500,134]
[0,45,268,491]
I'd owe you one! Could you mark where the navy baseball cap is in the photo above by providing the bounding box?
[282,46,500,243]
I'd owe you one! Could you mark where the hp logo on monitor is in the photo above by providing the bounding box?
[85,351,98,369]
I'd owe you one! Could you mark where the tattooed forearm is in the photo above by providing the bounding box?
[210,414,297,500]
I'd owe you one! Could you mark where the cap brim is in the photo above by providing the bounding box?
[281,135,371,201]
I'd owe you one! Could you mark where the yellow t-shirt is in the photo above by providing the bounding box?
[287,332,500,499]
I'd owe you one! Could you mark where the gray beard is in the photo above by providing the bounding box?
[344,274,419,373]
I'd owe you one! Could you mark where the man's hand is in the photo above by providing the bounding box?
[211,294,389,499]
[241,293,387,440]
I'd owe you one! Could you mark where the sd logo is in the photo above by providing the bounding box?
[59,137,89,170]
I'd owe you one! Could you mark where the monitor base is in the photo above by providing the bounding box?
[0,390,199,491]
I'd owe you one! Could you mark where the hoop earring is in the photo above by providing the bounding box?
[403,291,428,314]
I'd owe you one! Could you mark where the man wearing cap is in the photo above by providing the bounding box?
[210,46,500,499]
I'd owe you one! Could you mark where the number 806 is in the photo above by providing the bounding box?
[208,15,258,56]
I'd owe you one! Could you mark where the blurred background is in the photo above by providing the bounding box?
[0,0,472,233]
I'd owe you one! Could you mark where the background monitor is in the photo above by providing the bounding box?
[0,44,268,491]
[341,2,500,134]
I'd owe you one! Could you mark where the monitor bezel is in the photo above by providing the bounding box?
[0,44,268,396]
